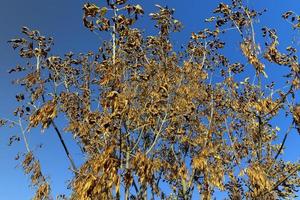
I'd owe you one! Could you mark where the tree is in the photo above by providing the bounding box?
[2,0,300,199]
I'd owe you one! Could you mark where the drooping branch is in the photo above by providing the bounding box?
[274,123,293,160]
[51,121,77,172]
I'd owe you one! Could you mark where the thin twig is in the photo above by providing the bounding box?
[51,121,77,172]
[274,123,293,160]
[146,114,168,155]
[225,118,241,165]
[19,117,30,153]
[130,127,144,153]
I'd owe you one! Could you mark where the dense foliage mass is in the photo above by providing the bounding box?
[2,0,300,199]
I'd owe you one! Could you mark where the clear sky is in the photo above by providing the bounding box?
[0,0,299,199]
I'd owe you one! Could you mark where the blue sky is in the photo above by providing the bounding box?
[0,0,299,199]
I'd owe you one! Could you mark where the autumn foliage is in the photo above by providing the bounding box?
[3,0,300,199]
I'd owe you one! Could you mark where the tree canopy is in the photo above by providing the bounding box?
[2,0,300,199]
